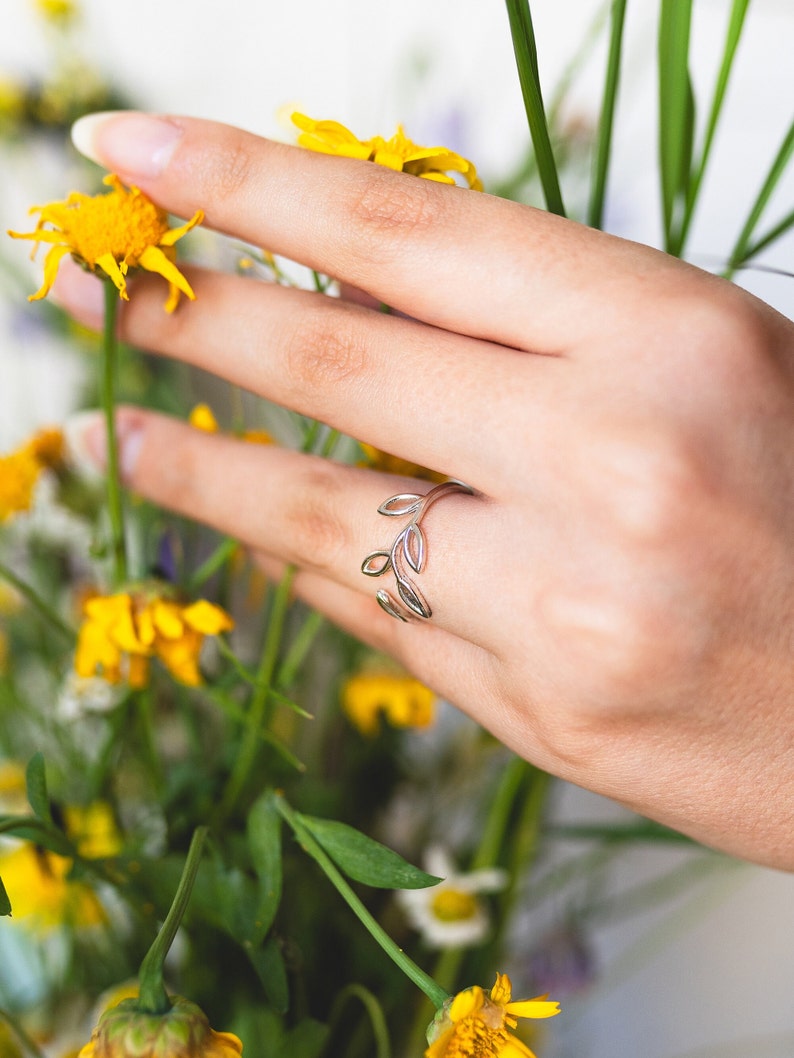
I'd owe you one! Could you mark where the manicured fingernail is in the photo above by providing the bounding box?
[64,410,144,483]
[71,111,183,179]
[50,257,105,326]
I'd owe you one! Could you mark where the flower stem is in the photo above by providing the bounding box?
[137,826,208,1015]
[218,567,296,818]
[100,280,127,587]
[0,560,74,640]
[275,794,449,1009]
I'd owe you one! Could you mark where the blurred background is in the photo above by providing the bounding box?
[1,2,793,1056]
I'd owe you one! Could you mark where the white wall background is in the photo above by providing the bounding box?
[1,2,793,1056]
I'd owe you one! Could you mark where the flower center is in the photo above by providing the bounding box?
[430,887,480,922]
[66,189,169,266]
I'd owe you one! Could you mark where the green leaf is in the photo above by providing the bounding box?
[298,815,441,890]
[0,875,11,916]
[504,0,566,216]
[588,0,628,230]
[247,934,289,1013]
[247,791,283,945]
[658,0,694,250]
[729,116,794,270]
[25,753,52,824]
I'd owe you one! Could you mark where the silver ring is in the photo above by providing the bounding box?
[361,480,474,621]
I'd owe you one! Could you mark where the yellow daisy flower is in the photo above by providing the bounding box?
[0,844,105,931]
[74,589,234,688]
[0,426,64,522]
[32,0,79,24]
[77,995,242,1058]
[63,802,123,860]
[292,112,482,190]
[425,973,560,1058]
[341,669,435,737]
[8,174,203,311]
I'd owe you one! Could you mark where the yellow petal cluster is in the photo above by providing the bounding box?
[8,174,203,311]
[426,974,560,1058]
[292,113,482,190]
[32,0,79,24]
[341,670,435,737]
[75,589,234,688]
[77,995,242,1058]
[189,403,274,445]
[0,844,105,931]
[0,426,64,522]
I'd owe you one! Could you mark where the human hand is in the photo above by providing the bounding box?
[56,112,794,869]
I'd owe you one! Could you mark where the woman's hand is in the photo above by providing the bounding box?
[56,112,794,869]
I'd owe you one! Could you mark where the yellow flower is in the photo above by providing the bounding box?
[292,112,483,190]
[75,589,234,687]
[77,995,242,1058]
[358,443,447,484]
[341,669,435,737]
[32,0,79,24]
[0,844,105,931]
[189,403,274,445]
[63,802,123,859]
[0,426,64,522]
[426,974,560,1058]
[8,174,203,311]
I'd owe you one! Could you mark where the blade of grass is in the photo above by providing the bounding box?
[739,206,794,262]
[504,0,566,216]
[588,0,628,229]
[673,0,752,255]
[658,0,694,251]
[728,116,794,272]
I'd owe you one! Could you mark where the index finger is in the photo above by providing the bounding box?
[71,111,684,354]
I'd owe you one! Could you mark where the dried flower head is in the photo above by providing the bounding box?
[8,174,203,311]
[77,995,242,1058]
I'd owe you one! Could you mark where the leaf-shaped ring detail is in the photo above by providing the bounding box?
[362,479,474,621]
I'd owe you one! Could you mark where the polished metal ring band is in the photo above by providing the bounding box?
[361,479,474,621]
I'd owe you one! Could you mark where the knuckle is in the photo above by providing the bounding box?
[283,305,369,399]
[280,464,351,575]
[344,167,440,251]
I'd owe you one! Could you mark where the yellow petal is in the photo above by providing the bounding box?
[505,997,561,1020]
[182,599,234,634]
[95,252,129,300]
[189,404,220,432]
[137,244,196,308]
[28,243,71,301]
[158,209,204,247]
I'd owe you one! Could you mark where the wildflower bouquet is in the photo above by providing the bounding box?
[2,2,793,1058]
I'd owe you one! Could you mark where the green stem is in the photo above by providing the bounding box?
[504,0,566,216]
[186,537,239,591]
[587,0,627,230]
[218,567,296,818]
[0,560,73,640]
[672,0,751,255]
[471,754,529,871]
[137,827,208,1014]
[0,1008,47,1058]
[727,116,794,274]
[325,985,392,1058]
[275,794,448,1009]
[737,205,794,263]
[100,280,127,587]
[275,610,325,690]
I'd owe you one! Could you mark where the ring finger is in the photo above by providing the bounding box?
[87,407,501,644]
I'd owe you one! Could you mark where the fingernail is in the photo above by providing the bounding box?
[71,111,183,179]
[64,410,144,483]
[50,257,105,326]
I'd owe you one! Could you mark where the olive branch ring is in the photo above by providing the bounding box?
[361,480,474,621]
